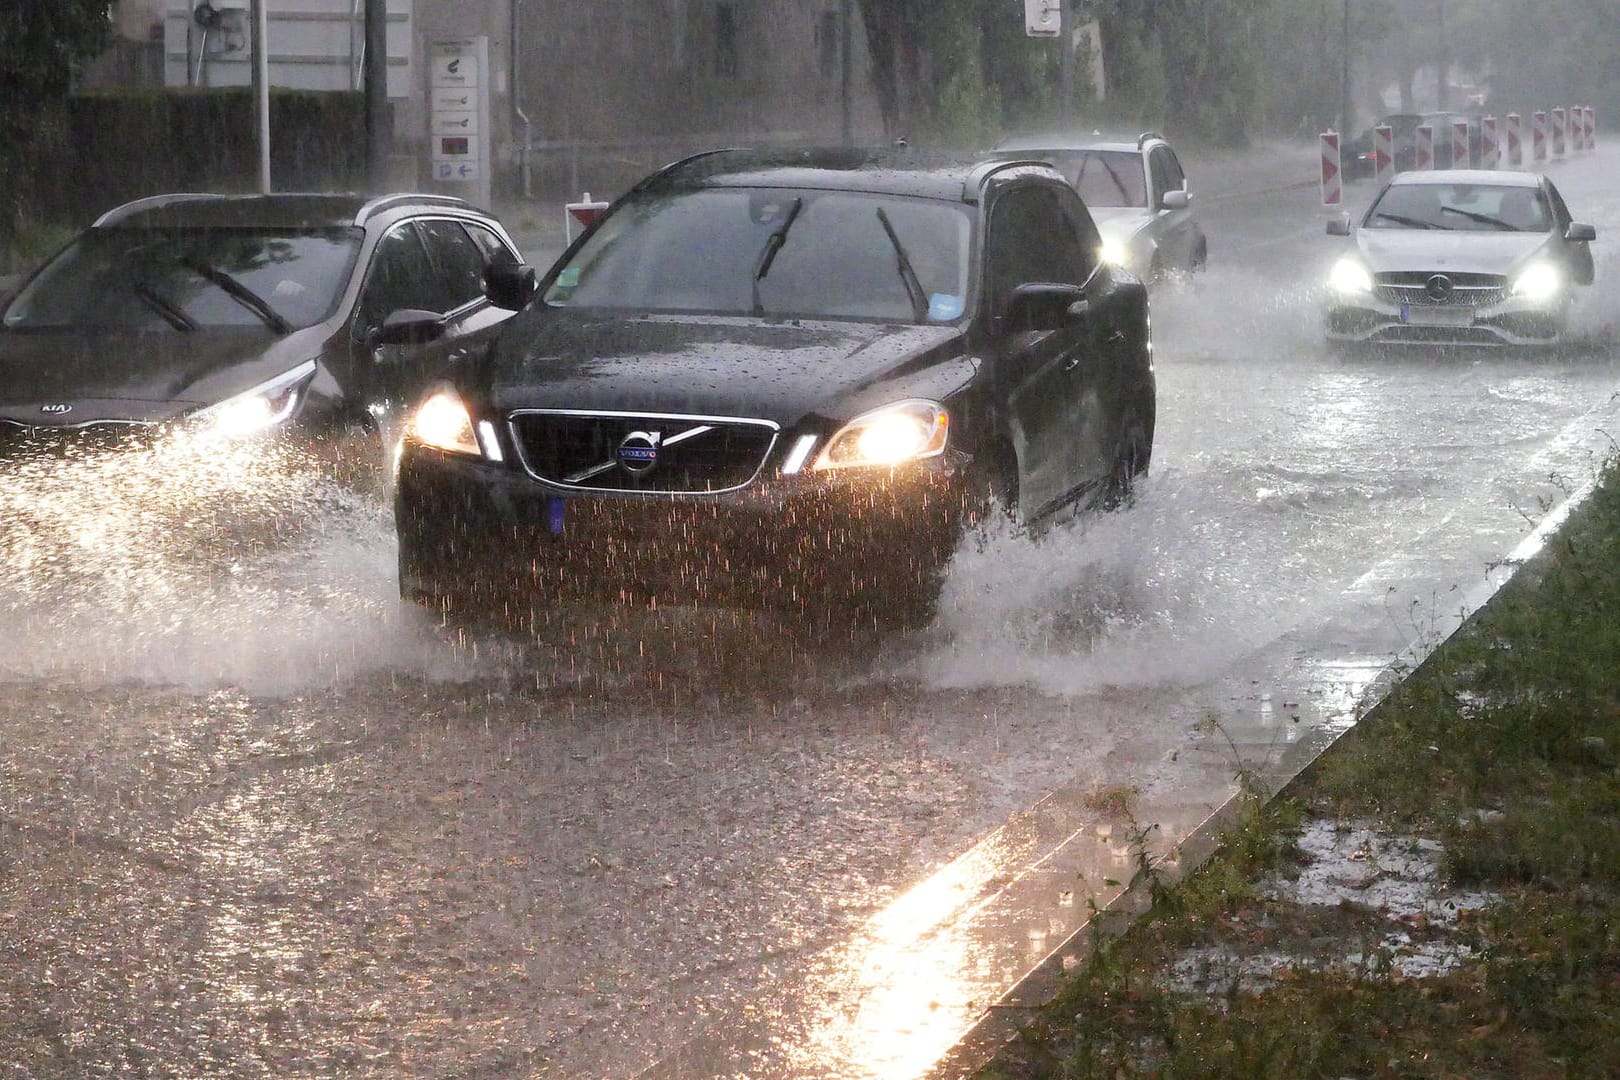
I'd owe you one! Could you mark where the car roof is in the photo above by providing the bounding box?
[1388,169,1542,188]
[92,192,489,230]
[995,132,1158,154]
[640,147,1065,203]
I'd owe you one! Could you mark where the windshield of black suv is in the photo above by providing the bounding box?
[542,187,974,323]
[2,225,364,331]
[1366,182,1551,232]
[1036,149,1147,208]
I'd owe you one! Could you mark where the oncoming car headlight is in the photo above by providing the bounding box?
[190,360,317,440]
[1099,237,1129,268]
[812,400,949,472]
[1328,256,1374,296]
[1511,261,1563,302]
[407,386,483,457]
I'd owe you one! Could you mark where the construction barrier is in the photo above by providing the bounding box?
[563,191,611,242]
[1577,104,1590,151]
[1533,111,1547,162]
[1374,124,1394,182]
[1552,107,1566,155]
[1415,123,1434,170]
[1506,112,1522,166]
[1320,129,1341,205]
[1481,115,1499,168]
[1589,106,1598,150]
[1452,119,1470,168]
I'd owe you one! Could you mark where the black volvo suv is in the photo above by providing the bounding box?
[394,148,1155,624]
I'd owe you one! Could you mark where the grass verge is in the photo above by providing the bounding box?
[976,455,1620,1079]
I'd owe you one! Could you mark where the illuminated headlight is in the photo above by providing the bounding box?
[407,386,483,457]
[1511,261,1562,302]
[812,400,949,471]
[1328,256,1374,295]
[190,360,316,440]
[1099,237,1129,267]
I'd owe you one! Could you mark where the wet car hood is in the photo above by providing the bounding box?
[1355,228,1553,276]
[488,310,966,427]
[1088,206,1152,241]
[0,326,319,425]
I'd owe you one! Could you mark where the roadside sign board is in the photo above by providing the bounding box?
[428,37,491,206]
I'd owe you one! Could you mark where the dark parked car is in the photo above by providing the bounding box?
[1343,112,1481,179]
[393,148,1156,624]
[0,191,524,475]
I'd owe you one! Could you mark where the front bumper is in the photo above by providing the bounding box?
[1325,292,1567,347]
[395,443,982,614]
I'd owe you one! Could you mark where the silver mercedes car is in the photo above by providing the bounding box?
[1324,169,1596,347]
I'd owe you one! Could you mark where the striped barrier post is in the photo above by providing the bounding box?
[1589,106,1598,150]
[1552,107,1566,156]
[1374,124,1394,182]
[1533,111,1547,162]
[1415,123,1434,170]
[1507,112,1522,165]
[1582,105,1594,151]
[1481,115,1499,168]
[1452,119,1470,168]
[1320,130,1342,205]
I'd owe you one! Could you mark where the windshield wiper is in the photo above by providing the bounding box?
[875,207,929,324]
[1441,205,1517,230]
[750,197,803,316]
[179,257,293,334]
[132,281,198,331]
[1372,211,1445,230]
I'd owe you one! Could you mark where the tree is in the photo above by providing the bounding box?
[0,0,114,240]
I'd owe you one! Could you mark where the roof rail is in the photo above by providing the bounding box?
[355,192,475,225]
[1136,130,1165,148]
[628,147,756,194]
[92,193,227,227]
[962,157,1051,202]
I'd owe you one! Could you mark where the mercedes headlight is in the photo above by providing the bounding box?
[812,400,949,471]
[1328,256,1374,296]
[407,386,484,458]
[1511,261,1562,302]
[191,360,316,440]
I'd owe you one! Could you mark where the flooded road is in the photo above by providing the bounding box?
[4,143,1620,1078]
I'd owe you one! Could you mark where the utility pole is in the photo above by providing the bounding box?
[1340,0,1351,133]
[840,0,853,146]
[250,0,270,192]
[1435,0,1447,110]
[1058,0,1075,123]
[364,0,390,189]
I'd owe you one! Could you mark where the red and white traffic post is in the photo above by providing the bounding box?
[1578,105,1592,151]
[1506,112,1522,165]
[1588,106,1598,150]
[1415,123,1434,170]
[1374,124,1394,181]
[1533,111,1547,162]
[1320,129,1342,205]
[563,191,611,243]
[1481,115,1499,168]
[1452,119,1470,168]
[1552,107,1567,156]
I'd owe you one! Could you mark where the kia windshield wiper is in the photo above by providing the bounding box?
[132,281,198,331]
[179,257,293,334]
[875,207,929,324]
[750,197,804,316]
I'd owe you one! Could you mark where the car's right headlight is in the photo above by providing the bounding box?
[407,387,482,457]
[1328,256,1374,296]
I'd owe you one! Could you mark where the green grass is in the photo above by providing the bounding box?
[978,457,1620,1079]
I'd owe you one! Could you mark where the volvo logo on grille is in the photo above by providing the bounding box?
[1425,274,1454,302]
[616,430,662,475]
[39,403,73,415]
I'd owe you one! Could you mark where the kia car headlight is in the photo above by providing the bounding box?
[407,386,483,458]
[190,360,317,440]
[812,400,949,471]
[1511,261,1562,302]
[1328,256,1374,296]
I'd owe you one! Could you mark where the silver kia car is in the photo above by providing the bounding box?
[1324,169,1596,348]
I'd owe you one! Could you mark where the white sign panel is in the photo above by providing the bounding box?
[427,37,491,206]
[1025,0,1061,37]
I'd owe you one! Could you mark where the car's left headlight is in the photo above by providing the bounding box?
[1511,261,1563,302]
[812,400,949,471]
[190,360,317,440]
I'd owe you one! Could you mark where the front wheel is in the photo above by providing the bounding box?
[1102,413,1151,511]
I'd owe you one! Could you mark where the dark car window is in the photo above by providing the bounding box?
[357,223,455,333]
[1148,147,1175,205]
[1057,149,1147,208]
[984,183,1093,314]
[1367,182,1550,232]
[1544,182,1574,230]
[2,225,362,331]
[463,221,520,270]
[543,187,973,323]
[415,218,490,310]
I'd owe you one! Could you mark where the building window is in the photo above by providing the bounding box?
[816,11,840,79]
[715,2,738,77]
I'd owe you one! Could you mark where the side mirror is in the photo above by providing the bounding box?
[1160,189,1191,211]
[372,308,446,348]
[484,262,538,311]
[1001,282,1087,333]
[1325,213,1352,237]
[1565,222,1597,243]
